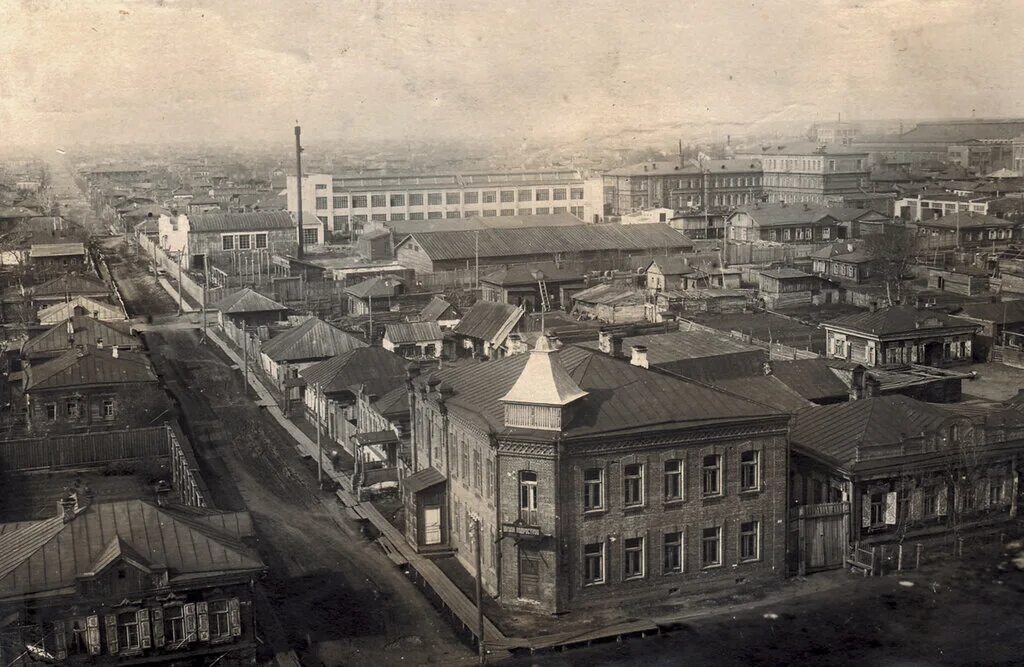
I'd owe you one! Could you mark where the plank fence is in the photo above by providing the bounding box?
[0,426,167,471]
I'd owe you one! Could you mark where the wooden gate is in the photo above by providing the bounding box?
[789,501,850,575]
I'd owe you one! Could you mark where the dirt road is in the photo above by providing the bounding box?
[109,245,469,665]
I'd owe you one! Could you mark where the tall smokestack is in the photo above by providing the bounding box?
[294,124,304,260]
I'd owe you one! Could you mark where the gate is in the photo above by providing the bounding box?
[789,501,849,575]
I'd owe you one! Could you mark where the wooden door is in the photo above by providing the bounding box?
[791,501,850,575]
[518,547,541,600]
[423,506,442,545]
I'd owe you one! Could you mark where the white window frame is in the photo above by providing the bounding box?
[583,542,605,585]
[740,450,760,492]
[623,463,645,507]
[583,468,604,512]
[623,536,646,580]
[702,526,722,568]
[740,520,760,562]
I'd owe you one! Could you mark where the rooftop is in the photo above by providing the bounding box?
[187,210,294,233]
[260,317,366,363]
[452,301,524,346]
[24,348,157,392]
[22,315,137,358]
[299,346,408,397]
[915,212,1017,229]
[480,262,584,287]
[211,287,287,315]
[345,275,405,299]
[731,202,839,227]
[387,213,582,236]
[769,358,850,402]
[384,321,443,345]
[500,335,589,407]
[28,242,87,258]
[417,296,457,322]
[31,273,109,298]
[824,304,981,337]
[37,296,123,324]
[605,158,762,177]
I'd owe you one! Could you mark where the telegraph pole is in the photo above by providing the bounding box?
[474,518,485,664]
[295,124,305,260]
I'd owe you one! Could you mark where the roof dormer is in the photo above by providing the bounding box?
[500,335,587,431]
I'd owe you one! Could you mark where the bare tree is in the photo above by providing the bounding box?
[865,225,918,306]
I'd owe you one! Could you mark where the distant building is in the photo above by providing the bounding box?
[479,262,585,312]
[854,119,1024,168]
[744,143,870,205]
[728,203,842,243]
[894,192,993,222]
[382,321,443,359]
[344,276,406,315]
[287,169,600,236]
[570,284,648,323]
[602,159,763,216]
[21,315,140,362]
[913,212,1019,251]
[756,268,833,309]
[30,273,110,307]
[810,242,874,284]
[356,228,393,260]
[450,301,525,359]
[415,297,461,329]
[259,317,367,397]
[28,243,88,275]
[1013,135,1024,173]
[947,139,1015,175]
[157,210,305,273]
[810,121,861,146]
[38,296,124,325]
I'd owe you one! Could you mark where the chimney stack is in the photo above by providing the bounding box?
[869,300,877,313]
[630,344,649,369]
[111,347,119,359]
[96,337,104,350]
[58,492,77,523]
[154,480,172,506]
[598,330,613,354]
[849,366,866,400]
[866,376,881,398]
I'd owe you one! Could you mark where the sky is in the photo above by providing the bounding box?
[2,0,1024,147]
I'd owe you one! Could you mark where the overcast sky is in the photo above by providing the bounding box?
[2,0,1023,147]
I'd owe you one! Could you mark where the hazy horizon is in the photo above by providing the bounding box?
[3,0,1024,150]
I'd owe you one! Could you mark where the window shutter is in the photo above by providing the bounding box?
[151,607,165,647]
[910,486,923,521]
[229,598,242,637]
[138,609,151,649]
[861,494,871,528]
[884,492,897,525]
[197,601,210,641]
[52,620,67,660]
[86,615,101,656]
[105,614,119,655]
[937,485,948,516]
[184,603,197,642]
[90,401,102,422]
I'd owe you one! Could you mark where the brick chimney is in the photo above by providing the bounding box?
[58,492,77,522]
[112,347,119,359]
[154,480,172,506]
[850,365,866,400]
[630,345,649,369]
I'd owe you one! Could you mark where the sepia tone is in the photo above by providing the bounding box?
[1,1,1024,665]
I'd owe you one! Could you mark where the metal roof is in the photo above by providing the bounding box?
[24,348,157,392]
[731,203,839,227]
[915,212,1017,229]
[387,213,583,236]
[345,275,405,299]
[37,296,124,324]
[299,346,408,396]
[211,287,286,315]
[260,317,366,363]
[399,223,692,263]
[31,273,109,298]
[500,335,589,407]
[759,268,814,280]
[0,500,263,600]
[824,305,981,337]
[188,210,294,233]
[22,316,138,358]
[480,262,584,287]
[711,375,812,413]
[424,345,782,440]
[384,321,442,345]
[418,297,457,322]
[403,467,446,494]
[571,283,645,306]
[605,158,762,177]
[769,359,850,402]
[956,300,1024,324]
[452,302,524,346]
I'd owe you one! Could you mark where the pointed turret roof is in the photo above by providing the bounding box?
[500,335,588,407]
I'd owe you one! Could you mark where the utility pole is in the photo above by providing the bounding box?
[316,405,324,487]
[201,254,209,343]
[242,327,249,397]
[474,518,485,665]
[176,259,183,315]
[474,230,480,289]
[295,123,305,260]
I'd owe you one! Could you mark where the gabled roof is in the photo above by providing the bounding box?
[31,273,109,299]
[956,300,1024,325]
[731,203,839,227]
[452,302,524,346]
[480,262,583,287]
[299,346,408,397]
[397,223,692,262]
[29,242,87,258]
[187,210,294,233]
[260,317,366,363]
[915,212,1017,229]
[0,500,264,600]
[24,348,157,392]
[387,213,583,236]
[423,345,783,440]
[711,375,812,413]
[759,268,813,280]
[824,305,980,337]
[645,255,695,276]
[810,241,866,260]
[345,275,404,299]
[384,321,442,345]
[211,287,286,315]
[789,395,953,468]
[374,384,410,419]
[23,316,137,358]
[570,283,645,306]
[501,335,588,406]
[418,297,458,322]
[769,358,850,402]
[37,296,123,324]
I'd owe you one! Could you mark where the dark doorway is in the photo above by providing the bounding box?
[924,341,943,366]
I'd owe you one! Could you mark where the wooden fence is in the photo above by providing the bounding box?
[0,426,168,471]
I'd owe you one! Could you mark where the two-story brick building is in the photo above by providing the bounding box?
[403,335,789,614]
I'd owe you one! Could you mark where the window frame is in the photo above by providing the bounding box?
[663,531,683,574]
[117,611,141,651]
[208,600,231,640]
[664,459,683,502]
[221,234,234,251]
[739,520,760,562]
[582,467,604,512]
[623,536,645,580]
[701,454,723,498]
[740,450,760,492]
[701,526,722,568]
[582,542,605,585]
[623,463,645,508]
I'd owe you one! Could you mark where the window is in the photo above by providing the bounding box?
[164,605,185,645]
[870,492,886,525]
[923,486,938,517]
[222,235,234,250]
[583,542,605,584]
[391,212,405,221]
[571,187,584,200]
[553,188,567,200]
[446,211,460,219]
[428,192,443,205]
[500,208,515,216]
[389,194,405,207]
[368,194,384,208]
[302,228,318,245]
[117,611,141,651]
[446,192,460,205]
[517,189,532,202]
[702,526,722,567]
[822,227,831,240]
[351,195,368,208]
[352,214,368,224]
[623,536,645,579]
[740,520,760,561]
[517,208,532,215]
[664,459,683,501]
[255,233,268,249]
[702,454,722,496]
[333,195,348,209]
[740,450,760,491]
[482,191,496,203]
[315,196,328,210]
[462,447,470,479]
[464,191,479,204]
[535,189,549,201]
[45,403,57,420]
[623,463,644,507]
[237,234,251,250]
[482,209,497,217]
[408,193,424,206]
[409,212,424,220]
[583,468,604,511]
[535,207,550,215]
[208,600,231,640]
[663,531,683,574]
[102,399,115,419]
[520,471,538,524]
[371,213,388,222]
[427,211,443,219]
[553,206,567,214]
[485,459,494,498]
[473,452,482,492]
[67,400,80,418]
[464,210,478,218]
[990,479,1004,505]
[500,190,515,203]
